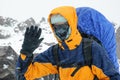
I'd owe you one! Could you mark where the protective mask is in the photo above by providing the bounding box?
[52,22,71,41]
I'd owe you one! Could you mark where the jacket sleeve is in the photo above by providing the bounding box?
[92,41,120,80]
[16,46,58,80]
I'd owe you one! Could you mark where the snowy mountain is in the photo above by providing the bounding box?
[0,16,57,55]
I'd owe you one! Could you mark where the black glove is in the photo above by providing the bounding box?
[20,26,44,57]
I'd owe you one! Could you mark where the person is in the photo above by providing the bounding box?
[16,6,120,80]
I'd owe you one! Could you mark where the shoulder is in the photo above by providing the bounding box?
[33,45,57,64]
[91,40,110,61]
[92,40,106,53]
[83,38,106,54]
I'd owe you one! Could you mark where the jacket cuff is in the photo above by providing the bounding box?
[20,54,27,60]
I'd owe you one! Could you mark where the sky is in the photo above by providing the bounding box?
[0,0,120,23]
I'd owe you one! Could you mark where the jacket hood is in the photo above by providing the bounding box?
[48,6,82,50]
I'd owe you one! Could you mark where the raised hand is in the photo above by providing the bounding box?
[20,26,44,57]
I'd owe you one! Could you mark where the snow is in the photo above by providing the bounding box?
[3,64,9,69]
[115,23,120,33]
[6,55,14,60]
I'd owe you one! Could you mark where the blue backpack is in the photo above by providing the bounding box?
[76,7,119,70]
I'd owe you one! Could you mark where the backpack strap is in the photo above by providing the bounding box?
[71,38,92,76]
[83,38,99,80]
[83,38,92,67]
[52,44,60,80]
[53,44,59,69]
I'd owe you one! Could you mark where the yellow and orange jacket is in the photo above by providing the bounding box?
[16,6,120,80]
